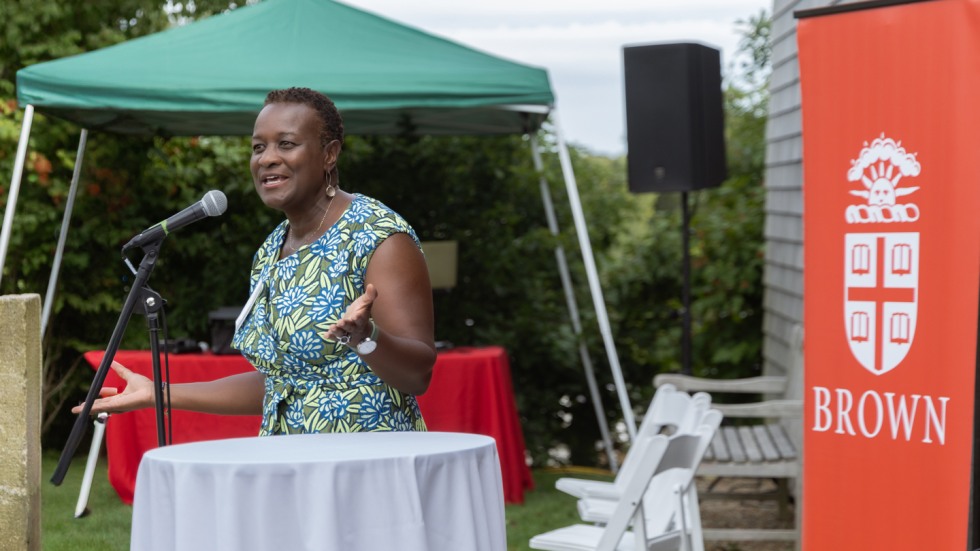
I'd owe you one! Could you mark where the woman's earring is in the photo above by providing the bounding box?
[325,172,336,197]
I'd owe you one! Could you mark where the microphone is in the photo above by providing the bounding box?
[122,190,228,251]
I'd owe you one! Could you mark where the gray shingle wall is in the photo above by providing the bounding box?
[763,0,855,383]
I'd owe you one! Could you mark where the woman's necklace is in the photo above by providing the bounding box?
[285,195,334,252]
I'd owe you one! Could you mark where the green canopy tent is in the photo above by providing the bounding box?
[14,0,553,136]
[4,0,636,475]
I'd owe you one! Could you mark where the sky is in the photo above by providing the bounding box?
[340,0,772,157]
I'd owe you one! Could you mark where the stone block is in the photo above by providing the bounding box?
[0,294,42,551]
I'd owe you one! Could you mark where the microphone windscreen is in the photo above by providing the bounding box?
[201,190,228,217]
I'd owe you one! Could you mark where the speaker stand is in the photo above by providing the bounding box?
[680,191,692,375]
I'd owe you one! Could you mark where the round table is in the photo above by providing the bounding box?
[131,432,506,551]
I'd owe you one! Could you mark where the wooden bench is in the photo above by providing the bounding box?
[653,372,802,545]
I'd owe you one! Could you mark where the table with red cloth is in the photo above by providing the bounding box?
[84,345,533,505]
[83,350,263,504]
[416,346,534,504]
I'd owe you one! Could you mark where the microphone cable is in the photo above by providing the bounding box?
[160,307,173,446]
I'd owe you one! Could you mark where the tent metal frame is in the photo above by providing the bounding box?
[529,135,619,472]
[0,105,34,298]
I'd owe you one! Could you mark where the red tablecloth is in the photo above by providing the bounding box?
[84,345,533,505]
[83,350,263,504]
[416,346,534,504]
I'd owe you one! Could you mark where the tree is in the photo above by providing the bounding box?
[0,0,246,443]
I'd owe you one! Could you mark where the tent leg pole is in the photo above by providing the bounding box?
[529,136,619,473]
[550,111,637,439]
[0,104,35,287]
[42,129,88,335]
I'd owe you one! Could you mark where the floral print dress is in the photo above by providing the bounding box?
[232,194,427,435]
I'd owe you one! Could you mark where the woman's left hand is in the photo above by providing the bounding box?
[324,283,378,346]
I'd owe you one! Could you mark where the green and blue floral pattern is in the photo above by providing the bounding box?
[232,194,427,435]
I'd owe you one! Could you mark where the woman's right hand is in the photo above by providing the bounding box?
[71,361,156,416]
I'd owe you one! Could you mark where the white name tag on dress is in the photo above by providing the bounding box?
[235,279,265,332]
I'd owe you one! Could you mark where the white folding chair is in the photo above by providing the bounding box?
[575,409,724,551]
[530,428,706,551]
[555,384,710,500]
[640,384,712,437]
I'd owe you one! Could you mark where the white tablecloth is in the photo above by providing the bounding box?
[130,432,506,551]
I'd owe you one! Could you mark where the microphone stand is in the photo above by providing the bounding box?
[51,240,171,486]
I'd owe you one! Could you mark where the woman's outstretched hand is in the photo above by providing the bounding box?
[323,283,378,346]
[71,361,155,416]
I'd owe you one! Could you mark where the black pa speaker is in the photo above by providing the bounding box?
[624,42,727,193]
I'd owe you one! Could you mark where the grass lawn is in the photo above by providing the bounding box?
[41,451,133,551]
[41,451,612,551]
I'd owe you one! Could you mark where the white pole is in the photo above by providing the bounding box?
[0,104,35,286]
[42,129,88,334]
[75,413,107,518]
[529,136,619,472]
[550,111,637,439]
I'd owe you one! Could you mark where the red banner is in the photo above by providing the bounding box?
[799,1,980,548]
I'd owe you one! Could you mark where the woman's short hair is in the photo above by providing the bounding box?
[264,87,345,147]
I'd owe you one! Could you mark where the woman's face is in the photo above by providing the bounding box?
[250,102,335,215]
